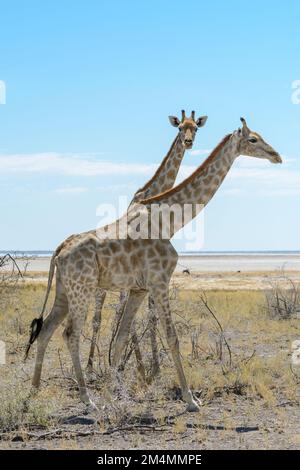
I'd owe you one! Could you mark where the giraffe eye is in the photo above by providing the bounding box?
[248,137,257,143]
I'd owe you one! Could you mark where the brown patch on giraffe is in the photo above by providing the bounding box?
[81,266,91,275]
[154,242,167,257]
[121,257,130,273]
[123,240,132,252]
[76,260,84,271]
[162,259,169,269]
[203,175,213,186]
[130,253,139,267]
[161,273,169,283]
[102,248,111,257]
[110,242,120,253]
[167,169,176,180]
[80,247,91,258]
[147,247,156,258]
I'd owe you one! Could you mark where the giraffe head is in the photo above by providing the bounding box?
[168,110,208,149]
[236,117,282,164]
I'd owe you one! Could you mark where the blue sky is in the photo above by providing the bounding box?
[0,0,300,251]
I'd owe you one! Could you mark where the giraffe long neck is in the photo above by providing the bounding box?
[132,134,185,203]
[142,133,238,238]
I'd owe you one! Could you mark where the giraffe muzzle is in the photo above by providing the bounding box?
[271,153,282,164]
[184,139,193,149]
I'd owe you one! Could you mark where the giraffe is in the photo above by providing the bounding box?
[25,118,281,412]
[85,110,208,372]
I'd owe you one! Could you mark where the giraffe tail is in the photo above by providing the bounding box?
[24,251,58,361]
[24,317,44,361]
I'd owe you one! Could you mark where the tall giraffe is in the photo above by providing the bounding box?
[26,118,281,412]
[86,110,208,371]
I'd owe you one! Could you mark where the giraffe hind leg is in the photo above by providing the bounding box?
[148,295,160,381]
[111,289,147,368]
[63,287,97,409]
[32,280,68,389]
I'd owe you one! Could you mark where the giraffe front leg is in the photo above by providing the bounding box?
[150,285,200,412]
[87,289,106,371]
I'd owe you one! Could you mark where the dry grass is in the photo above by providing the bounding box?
[0,282,300,449]
[264,274,300,320]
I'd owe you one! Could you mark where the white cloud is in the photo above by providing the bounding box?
[258,188,300,197]
[1,151,299,198]
[98,183,137,191]
[178,164,197,180]
[227,159,300,197]
[190,149,212,156]
[54,187,88,194]
[235,156,270,168]
[222,188,242,196]
[0,152,156,177]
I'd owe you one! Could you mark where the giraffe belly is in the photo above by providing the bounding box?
[98,267,147,291]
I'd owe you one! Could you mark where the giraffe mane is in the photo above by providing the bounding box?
[136,135,180,193]
[140,133,232,204]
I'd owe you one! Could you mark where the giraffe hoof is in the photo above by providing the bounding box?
[186,399,201,412]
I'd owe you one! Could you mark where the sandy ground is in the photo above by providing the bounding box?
[6,253,300,274]
[6,254,300,290]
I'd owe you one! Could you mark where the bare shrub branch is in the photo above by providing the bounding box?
[265,271,300,320]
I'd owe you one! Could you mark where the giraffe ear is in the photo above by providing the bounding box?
[168,116,181,127]
[196,115,208,128]
[240,117,250,137]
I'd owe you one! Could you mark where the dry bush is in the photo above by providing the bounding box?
[0,255,33,355]
[0,385,55,432]
[265,274,300,320]
[0,254,23,310]
[184,294,269,401]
